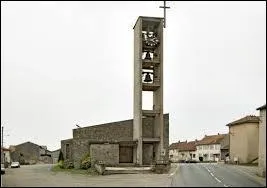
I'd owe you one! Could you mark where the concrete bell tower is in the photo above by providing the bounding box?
[133,16,165,166]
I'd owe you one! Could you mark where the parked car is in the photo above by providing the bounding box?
[1,163,5,174]
[11,162,20,168]
[184,158,198,163]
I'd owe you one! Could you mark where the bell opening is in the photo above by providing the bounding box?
[142,72,153,83]
[142,52,154,61]
[142,91,153,110]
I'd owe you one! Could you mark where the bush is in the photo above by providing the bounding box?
[19,158,25,165]
[58,160,64,169]
[63,159,74,169]
[80,153,91,169]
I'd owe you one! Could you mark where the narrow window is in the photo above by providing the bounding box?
[66,144,70,160]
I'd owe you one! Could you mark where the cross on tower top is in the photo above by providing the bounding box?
[159,1,170,28]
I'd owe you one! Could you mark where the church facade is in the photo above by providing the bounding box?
[61,114,169,168]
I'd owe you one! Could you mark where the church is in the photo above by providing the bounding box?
[61,114,169,168]
[61,16,169,169]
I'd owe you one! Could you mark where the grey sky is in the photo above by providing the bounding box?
[1,1,266,151]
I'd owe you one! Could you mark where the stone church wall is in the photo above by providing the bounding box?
[61,114,169,168]
[90,144,119,166]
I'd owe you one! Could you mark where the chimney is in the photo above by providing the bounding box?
[195,139,198,142]
[218,133,220,135]
[186,140,187,143]
[178,140,180,143]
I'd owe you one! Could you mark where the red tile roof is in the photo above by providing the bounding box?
[226,115,260,127]
[196,134,226,146]
[1,147,10,151]
[169,140,198,151]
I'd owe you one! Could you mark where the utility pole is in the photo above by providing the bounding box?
[1,126,4,164]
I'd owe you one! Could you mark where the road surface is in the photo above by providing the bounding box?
[2,164,171,187]
[2,163,265,187]
[171,163,265,187]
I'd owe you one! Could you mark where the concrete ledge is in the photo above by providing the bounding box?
[153,163,170,174]
[104,166,153,175]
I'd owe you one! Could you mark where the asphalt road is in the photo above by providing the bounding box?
[171,163,265,187]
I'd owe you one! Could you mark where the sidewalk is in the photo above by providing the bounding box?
[168,163,179,177]
[224,164,266,187]
[167,163,180,187]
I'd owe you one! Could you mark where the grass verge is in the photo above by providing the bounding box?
[51,165,99,176]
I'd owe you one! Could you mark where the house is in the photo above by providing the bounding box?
[61,114,169,169]
[1,147,11,164]
[10,141,52,164]
[196,133,228,162]
[257,104,266,177]
[39,146,52,164]
[51,149,61,164]
[226,115,259,164]
[169,140,198,162]
[220,134,230,161]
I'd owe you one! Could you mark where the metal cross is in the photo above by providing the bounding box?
[159,1,170,28]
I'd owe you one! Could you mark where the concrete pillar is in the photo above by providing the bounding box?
[133,17,143,165]
[133,16,165,166]
[257,105,266,177]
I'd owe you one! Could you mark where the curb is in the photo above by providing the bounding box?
[168,163,180,186]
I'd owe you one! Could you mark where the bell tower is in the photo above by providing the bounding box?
[133,16,165,165]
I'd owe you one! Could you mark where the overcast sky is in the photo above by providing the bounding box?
[1,1,266,151]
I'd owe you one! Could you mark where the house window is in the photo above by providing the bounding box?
[198,146,202,150]
[193,154,196,158]
[210,145,214,150]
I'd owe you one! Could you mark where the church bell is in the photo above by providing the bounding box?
[144,52,151,60]
[144,73,152,82]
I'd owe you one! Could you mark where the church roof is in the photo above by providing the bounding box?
[1,147,10,151]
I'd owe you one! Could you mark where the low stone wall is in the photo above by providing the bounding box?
[90,144,119,166]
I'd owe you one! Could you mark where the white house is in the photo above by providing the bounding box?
[196,134,228,162]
